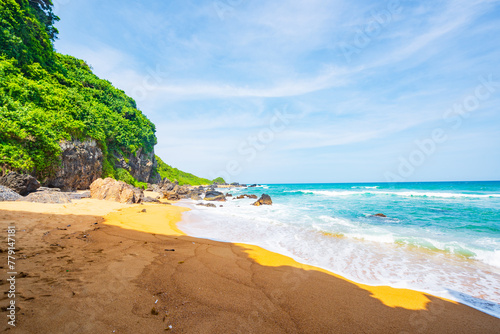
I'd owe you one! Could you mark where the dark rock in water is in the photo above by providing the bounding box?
[89,178,144,204]
[197,202,216,208]
[231,182,239,186]
[249,184,257,187]
[0,185,22,201]
[370,213,387,218]
[45,140,103,191]
[19,191,72,204]
[204,191,226,201]
[252,194,272,206]
[236,194,258,200]
[0,172,40,195]
[225,193,232,197]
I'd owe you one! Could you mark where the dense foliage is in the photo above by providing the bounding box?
[155,155,223,186]
[0,0,156,180]
[0,0,222,187]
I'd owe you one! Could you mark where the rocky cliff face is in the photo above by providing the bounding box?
[41,140,161,191]
[45,140,103,191]
[113,147,161,184]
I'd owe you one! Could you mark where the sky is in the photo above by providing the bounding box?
[53,0,500,184]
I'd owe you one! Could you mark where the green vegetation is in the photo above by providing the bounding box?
[115,168,148,190]
[0,0,155,180]
[0,0,221,187]
[155,155,218,186]
[212,177,226,184]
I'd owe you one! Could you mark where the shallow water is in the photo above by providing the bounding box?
[179,181,500,318]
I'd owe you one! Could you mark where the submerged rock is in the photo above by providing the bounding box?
[236,194,258,199]
[0,172,40,195]
[370,213,387,218]
[90,178,144,204]
[0,185,22,201]
[252,194,272,206]
[196,203,216,208]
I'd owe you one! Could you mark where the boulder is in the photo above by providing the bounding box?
[19,191,72,204]
[0,185,22,201]
[204,191,226,201]
[190,192,202,200]
[143,196,161,203]
[45,139,103,191]
[89,178,144,204]
[225,193,232,197]
[0,172,40,195]
[252,194,272,206]
[370,213,387,218]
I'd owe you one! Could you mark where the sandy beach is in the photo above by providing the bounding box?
[1,199,499,333]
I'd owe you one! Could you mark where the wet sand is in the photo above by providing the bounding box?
[0,200,498,333]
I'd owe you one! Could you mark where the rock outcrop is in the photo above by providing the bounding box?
[0,185,22,201]
[114,147,160,184]
[252,194,272,206]
[90,178,144,204]
[45,140,103,191]
[204,191,226,201]
[19,191,72,204]
[0,172,40,195]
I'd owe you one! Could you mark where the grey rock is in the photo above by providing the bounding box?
[0,185,22,201]
[143,196,160,203]
[37,187,60,192]
[45,140,103,191]
[0,172,40,195]
[68,191,91,200]
[19,191,72,204]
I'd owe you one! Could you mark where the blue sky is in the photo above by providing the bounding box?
[53,0,500,183]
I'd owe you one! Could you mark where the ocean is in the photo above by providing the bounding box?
[178,181,500,318]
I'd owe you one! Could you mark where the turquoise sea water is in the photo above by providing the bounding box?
[179,181,500,318]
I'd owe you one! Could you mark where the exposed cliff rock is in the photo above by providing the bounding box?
[114,147,161,184]
[45,140,103,191]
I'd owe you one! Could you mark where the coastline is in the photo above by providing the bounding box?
[1,199,499,333]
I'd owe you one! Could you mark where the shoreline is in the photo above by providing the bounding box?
[1,199,499,332]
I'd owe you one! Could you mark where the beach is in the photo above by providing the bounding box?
[1,198,499,333]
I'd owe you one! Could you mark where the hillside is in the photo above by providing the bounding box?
[0,0,220,187]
